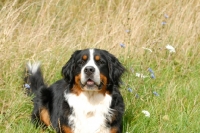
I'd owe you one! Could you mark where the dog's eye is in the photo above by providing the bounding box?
[100,60,105,64]
[97,60,105,65]
[78,60,85,66]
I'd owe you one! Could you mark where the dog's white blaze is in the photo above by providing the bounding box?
[64,92,113,133]
[81,49,100,85]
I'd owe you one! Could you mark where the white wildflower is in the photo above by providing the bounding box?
[135,73,141,77]
[166,44,175,53]
[136,73,148,79]
[142,110,150,117]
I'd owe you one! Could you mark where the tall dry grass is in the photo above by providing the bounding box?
[0,0,200,132]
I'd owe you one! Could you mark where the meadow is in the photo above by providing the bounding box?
[0,0,200,132]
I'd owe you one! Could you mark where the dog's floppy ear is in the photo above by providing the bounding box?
[61,50,80,83]
[105,51,125,86]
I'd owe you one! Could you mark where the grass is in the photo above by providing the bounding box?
[0,0,200,132]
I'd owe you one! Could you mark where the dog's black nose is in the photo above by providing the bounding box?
[84,66,95,75]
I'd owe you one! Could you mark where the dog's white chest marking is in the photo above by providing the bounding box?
[64,92,113,133]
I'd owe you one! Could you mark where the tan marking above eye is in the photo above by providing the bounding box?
[82,55,88,60]
[95,55,100,61]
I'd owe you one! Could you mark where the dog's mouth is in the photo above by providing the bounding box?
[83,78,99,87]
[86,79,95,86]
[81,78,102,91]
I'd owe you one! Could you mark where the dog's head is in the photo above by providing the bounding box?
[62,49,125,94]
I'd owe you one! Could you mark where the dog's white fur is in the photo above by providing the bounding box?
[64,91,113,133]
[27,62,41,74]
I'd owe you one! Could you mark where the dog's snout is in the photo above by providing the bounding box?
[84,66,95,75]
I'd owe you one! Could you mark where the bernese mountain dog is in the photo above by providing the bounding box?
[24,48,125,133]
